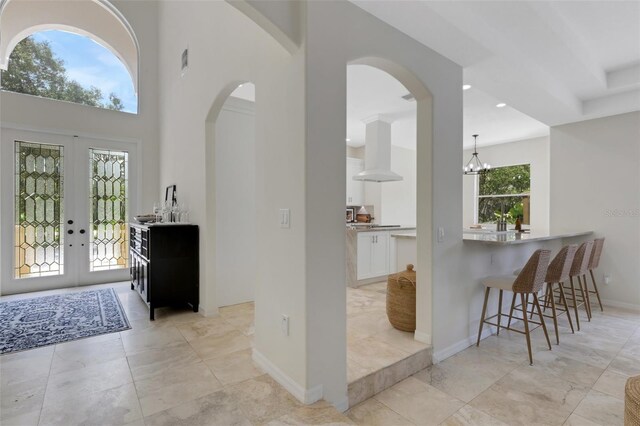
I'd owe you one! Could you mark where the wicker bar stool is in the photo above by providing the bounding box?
[540,245,578,344]
[560,241,594,331]
[586,238,605,313]
[477,249,552,365]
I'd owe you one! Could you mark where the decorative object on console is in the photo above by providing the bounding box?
[463,134,491,175]
[165,184,177,204]
[134,214,157,224]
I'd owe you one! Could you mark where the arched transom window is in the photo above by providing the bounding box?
[1,29,137,113]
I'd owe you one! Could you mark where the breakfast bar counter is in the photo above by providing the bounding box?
[463,230,593,245]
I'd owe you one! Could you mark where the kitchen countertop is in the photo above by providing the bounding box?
[462,230,593,245]
[347,225,416,233]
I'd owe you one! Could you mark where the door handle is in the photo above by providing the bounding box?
[67,229,74,235]
[79,229,86,234]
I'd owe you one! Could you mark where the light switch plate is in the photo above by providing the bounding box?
[437,226,445,243]
[279,209,290,228]
[281,314,290,336]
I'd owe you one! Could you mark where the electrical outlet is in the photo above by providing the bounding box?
[604,274,611,285]
[437,226,445,243]
[281,314,289,336]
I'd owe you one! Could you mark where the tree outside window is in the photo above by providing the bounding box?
[0,31,136,113]
[478,164,531,224]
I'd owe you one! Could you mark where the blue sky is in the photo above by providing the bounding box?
[32,30,137,113]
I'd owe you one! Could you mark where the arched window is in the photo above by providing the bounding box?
[1,30,137,113]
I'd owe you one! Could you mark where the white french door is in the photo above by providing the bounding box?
[1,128,138,295]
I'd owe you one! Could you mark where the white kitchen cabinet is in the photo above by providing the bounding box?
[346,157,364,205]
[357,231,390,280]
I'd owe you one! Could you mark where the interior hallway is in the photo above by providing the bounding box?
[1,282,638,425]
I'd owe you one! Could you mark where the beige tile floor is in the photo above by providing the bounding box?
[2,282,639,425]
[346,282,429,384]
[346,303,640,426]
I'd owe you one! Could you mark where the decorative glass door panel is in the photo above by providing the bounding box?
[89,149,129,271]
[1,128,137,295]
[14,141,64,278]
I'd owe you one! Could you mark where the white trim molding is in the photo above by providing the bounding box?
[252,348,323,405]
[432,326,496,363]
[602,299,640,312]
[414,330,432,345]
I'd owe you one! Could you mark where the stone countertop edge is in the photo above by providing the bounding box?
[462,230,593,245]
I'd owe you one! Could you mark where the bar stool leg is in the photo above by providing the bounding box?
[558,283,575,333]
[577,275,591,321]
[477,287,490,346]
[533,293,552,350]
[543,285,551,313]
[521,293,534,365]
[548,283,560,344]
[569,277,581,331]
[530,292,537,320]
[589,270,604,312]
[497,289,503,335]
[508,293,517,328]
[582,274,593,319]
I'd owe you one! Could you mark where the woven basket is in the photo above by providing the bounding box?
[626,375,640,426]
[386,264,416,332]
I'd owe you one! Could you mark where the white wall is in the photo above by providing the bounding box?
[462,136,550,232]
[550,112,640,309]
[215,96,256,307]
[380,145,416,226]
[304,0,461,408]
[156,0,310,405]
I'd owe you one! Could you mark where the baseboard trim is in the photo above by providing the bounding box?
[334,398,350,413]
[601,299,640,312]
[433,326,496,363]
[252,348,323,405]
[414,330,432,345]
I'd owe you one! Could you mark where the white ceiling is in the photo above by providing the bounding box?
[351,0,640,127]
[346,64,549,149]
[232,66,549,150]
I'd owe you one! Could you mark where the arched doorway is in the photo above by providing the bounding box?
[344,58,433,406]
[204,81,258,315]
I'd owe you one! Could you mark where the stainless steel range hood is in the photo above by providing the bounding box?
[353,115,403,183]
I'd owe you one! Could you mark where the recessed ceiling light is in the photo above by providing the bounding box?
[462,84,471,90]
[346,138,351,142]
[496,103,506,108]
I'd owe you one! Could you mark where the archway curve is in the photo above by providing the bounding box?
[206,80,252,124]
[346,56,434,345]
[349,56,433,102]
[0,0,140,95]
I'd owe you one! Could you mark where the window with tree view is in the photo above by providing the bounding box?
[478,164,531,225]
[0,30,137,113]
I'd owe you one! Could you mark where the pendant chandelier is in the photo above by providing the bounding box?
[463,134,491,175]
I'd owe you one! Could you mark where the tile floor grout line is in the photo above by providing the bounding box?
[369,394,420,426]
[546,307,634,425]
[124,354,148,425]
[34,345,56,426]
